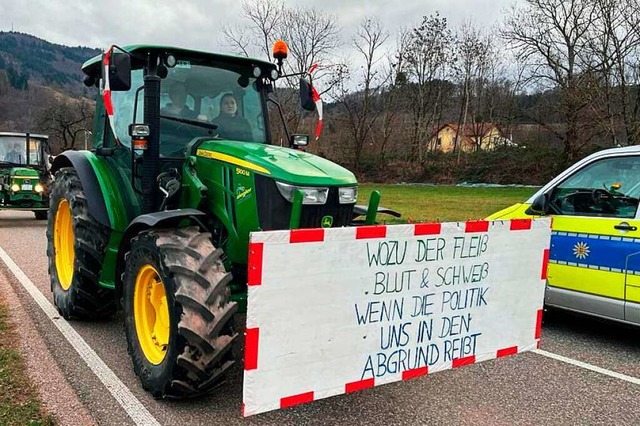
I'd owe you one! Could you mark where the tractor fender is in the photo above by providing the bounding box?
[114,209,207,304]
[51,152,110,227]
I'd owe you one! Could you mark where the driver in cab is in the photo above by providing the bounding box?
[4,143,24,163]
[162,83,197,119]
[199,93,252,141]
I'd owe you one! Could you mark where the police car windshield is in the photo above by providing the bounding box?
[561,156,640,197]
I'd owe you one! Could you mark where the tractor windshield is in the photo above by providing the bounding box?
[160,61,267,148]
[111,57,267,157]
[0,136,44,166]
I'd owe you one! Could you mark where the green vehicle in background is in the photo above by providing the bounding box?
[47,42,395,399]
[0,132,51,219]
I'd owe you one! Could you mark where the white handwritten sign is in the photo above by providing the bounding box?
[242,219,551,417]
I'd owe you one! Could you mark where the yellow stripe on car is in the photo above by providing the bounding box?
[196,149,270,175]
[548,265,625,300]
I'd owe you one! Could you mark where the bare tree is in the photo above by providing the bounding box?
[586,0,640,145]
[221,25,252,57]
[502,0,599,164]
[222,0,284,60]
[331,18,389,170]
[403,12,454,161]
[452,21,494,154]
[279,7,341,77]
[37,97,93,152]
[377,29,412,161]
[226,1,343,139]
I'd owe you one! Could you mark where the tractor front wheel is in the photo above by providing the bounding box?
[123,227,237,398]
[47,167,115,319]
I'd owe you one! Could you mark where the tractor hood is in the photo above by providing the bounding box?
[196,141,357,186]
[8,167,39,177]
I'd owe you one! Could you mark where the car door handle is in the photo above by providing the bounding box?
[615,222,637,231]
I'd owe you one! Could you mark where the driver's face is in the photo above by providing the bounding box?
[222,96,237,116]
[170,86,187,107]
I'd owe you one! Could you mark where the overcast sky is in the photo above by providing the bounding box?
[1,0,518,54]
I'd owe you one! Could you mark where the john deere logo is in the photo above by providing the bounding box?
[236,185,252,201]
[321,215,333,228]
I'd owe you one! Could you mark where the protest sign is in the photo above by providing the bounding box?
[242,218,551,416]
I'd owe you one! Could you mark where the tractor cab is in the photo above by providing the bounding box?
[0,132,51,218]
[81,45,305,156]
[0,132,49,168]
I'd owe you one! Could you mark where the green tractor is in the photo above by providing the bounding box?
[47,43,395,398]
[0,132,51,219]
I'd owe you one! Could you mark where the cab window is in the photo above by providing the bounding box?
[108,69,145,148]
[549,156,640,218]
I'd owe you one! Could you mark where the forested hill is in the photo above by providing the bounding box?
[0,31,100,94]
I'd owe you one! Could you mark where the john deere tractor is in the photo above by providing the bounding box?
[47,43,393,398]
[0,132,51,219]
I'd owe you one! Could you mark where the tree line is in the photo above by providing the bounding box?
[226,0,640,177]
[4,0,640,183]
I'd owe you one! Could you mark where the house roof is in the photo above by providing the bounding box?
[434,122,499,138]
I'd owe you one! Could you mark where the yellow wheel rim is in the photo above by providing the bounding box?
[134,264,170,365]
[54,199,75,291]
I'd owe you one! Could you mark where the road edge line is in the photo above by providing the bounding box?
[533,349,640,385]
[0,245,160,426]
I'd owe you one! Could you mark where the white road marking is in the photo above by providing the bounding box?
[0,245,161,426]
[533,349,640,385]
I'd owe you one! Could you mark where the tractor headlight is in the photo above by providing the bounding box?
[11,184,20,192]
[35,183,44,193]
[275,181,328,205]
[338,186,358,204]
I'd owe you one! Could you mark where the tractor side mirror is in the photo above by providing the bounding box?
[106,51,131,92]
[528,193,549,215]
[290,134,309,148]
[299,78,316,112]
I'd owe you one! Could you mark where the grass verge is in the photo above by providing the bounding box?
[358,184,538,223]
[0,293,54,426]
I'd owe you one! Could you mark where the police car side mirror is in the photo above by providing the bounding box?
[528,194,549,215]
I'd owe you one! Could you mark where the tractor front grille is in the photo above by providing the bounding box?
[255,175,354,231]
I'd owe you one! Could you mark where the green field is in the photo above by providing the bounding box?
[358,184,538,223]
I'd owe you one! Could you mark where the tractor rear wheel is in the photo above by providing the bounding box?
[123,227,238,398]
[46,167,115,319]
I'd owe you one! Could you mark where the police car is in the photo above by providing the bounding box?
[487,146,640,325]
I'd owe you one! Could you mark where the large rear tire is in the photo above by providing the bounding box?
[123,227,238,398]
[46,167,115,319]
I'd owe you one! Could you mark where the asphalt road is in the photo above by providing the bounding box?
[1,209,640,425]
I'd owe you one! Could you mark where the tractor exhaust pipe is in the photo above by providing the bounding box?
[142,71,161,214]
